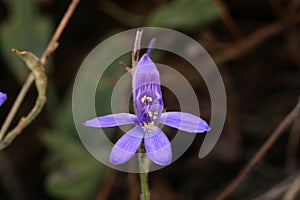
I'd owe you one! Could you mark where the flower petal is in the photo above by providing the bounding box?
[133,54,160,91]
[144,126,171,165]
[84,113,138,128]
[0,92,7,106]
[158,112,211,133]
[110,126,144,164]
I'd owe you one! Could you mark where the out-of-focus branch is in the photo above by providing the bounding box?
[253,173,299,200]
[213,11,300,64]
[216,99,300,200]
[214,0,243,40]
[283,173,300,200]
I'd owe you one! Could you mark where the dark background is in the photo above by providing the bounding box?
[0,0,300,199]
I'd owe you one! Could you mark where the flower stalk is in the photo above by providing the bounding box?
[138,147,150,200]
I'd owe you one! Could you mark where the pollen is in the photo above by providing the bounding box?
[143,121,154,132]
[152,110,158,120]
[148,111,153,118]
[141,95,152,103]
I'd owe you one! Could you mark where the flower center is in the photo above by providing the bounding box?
[139,95,161,132]
[134,83,164,132]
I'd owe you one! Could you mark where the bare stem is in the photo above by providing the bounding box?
[214,0,243,40]
[216,99,300,200]
[40,0,80,64]
[0,50,47,149]
[0,0,79,146]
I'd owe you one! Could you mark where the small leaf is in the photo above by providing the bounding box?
[146,0,220,31]
[12,49,47,96]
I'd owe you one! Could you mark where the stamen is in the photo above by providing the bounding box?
[141,95,152,103]
[148,111,153,118]
[142,121,154,132]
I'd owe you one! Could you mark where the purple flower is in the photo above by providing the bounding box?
[84,54,210,166]
[0,92,7,106]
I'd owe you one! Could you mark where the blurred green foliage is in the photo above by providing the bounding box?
[146,0,220,31]
[42,53,129,199]
[41,91,106,199]
[0,0,52,82]
[103,0,220,31]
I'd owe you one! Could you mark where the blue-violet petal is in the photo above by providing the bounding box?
[144,126,172,165]
[110,126,144,164]
[84,113,138,128]
[158,112,211,133]
[133,54,160,92]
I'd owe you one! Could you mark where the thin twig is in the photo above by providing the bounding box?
[214,0,243,40]
[215,99,300,200]
[132,28,143,68]
[253,173,298,200]
[0,50,48,149]
[283,173,300,200]
[119,61,131,72]
[0,0,79,143]
[0,75,33,141]
[286,117,300,171]
[40,0,80,64]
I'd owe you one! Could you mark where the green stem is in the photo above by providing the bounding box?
[138,149,150,200]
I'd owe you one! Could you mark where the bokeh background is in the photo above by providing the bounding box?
[0,0,300,199]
